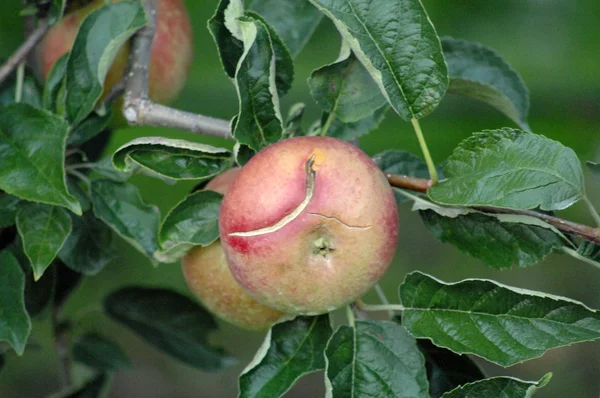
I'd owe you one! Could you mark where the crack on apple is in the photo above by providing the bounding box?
[228,154,318,238]
[306,213,372,230]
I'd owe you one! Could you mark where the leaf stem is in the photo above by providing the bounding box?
[14,62,25,103]
[346,305,355,327]
[320,112,336,137]
[355,301,405,313]
[411,118,438,185]
[373,283,394,318]
[562,247,600,271]
[68,170,91,187]
[583,196,600,228]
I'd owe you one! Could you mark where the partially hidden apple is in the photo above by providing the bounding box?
[37,0,192,106]
[219,136,399,315]
[182,168,287,331]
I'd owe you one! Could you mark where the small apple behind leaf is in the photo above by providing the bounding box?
[182,168,287,331]
[37,0,192,106]
[219,136,399,315]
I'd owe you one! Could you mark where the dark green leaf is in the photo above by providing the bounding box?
[112,137,231,180]
[400,271,600,367]
[53,260,83,309]
[577,241,600,262]
[233,17,283,151]
[239,315,332,398]
[245,11,294,97]
[91,180,160,258]
[68,111,113,146]
[65,2,147,124]
[417,339,485,398]
[58,212,116,275]
[88,157,135,183]
[420,210,565,269]
[309,51,386,123]
[48,0,67,25]
[373,149,429,204]
[0,193,21,228]
[60,373,111,398]
[155,190,223,263]
[325,320,429,398]
[325,105,388,141]
[309,0,448,121]
[0,103,81,214]
[208,0,245,78]
[16,203,72,280]
[443,37,530,131]
[104,287,235,370]
[42,52,69,113]
[23,262,56,318]
[73,333,131,372]
[428,129,585,211]
[233,142,256,167]
[0,251,31,355]
[67,177,91,213]
[250,0,323,57]
[0,66,42,109]
[442,374,552,398]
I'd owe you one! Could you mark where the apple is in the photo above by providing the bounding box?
[37,0,193,106]
[182,168,287,331]
[219,136,399,315]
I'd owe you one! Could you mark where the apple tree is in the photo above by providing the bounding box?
[0,0,599,396]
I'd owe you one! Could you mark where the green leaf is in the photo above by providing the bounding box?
[112,137,231,180]
[233,142,257,167]
[58,212,116,275]
[0,65,42,109]
[0,193,21,228]
[104,287,235,370]
[309,51,386,123]
[239,315,332,398]
[155,190,222,263]
[48,0,67,26]
[245,11,294,97]
[73,333,132,372]
[0,103,81,214]
[68,111,113,146]
[309,0,448,121]
[0,251,31,355]
[442,374,552,398]
[325,320,429,398]
[417,339,485,398]
[67,177,92,213]
[400,271,600,367]
[442,37,530,131]
[208,0,245,78]
[283,103,306,138]
[53,260,83,309]
[16,203,72,280]
[65,2,147,125]
[373,149,429,204]
[577,241,600,262]
[250,0,323,57]
[324,106,388,141]
[86,157,134,183]
[428,129,585,211]
[91,180,160,258]
[420,210,565,269]
[233,17,283,151]
[42,52,69,113]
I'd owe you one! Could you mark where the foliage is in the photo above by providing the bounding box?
[1,0,599,397]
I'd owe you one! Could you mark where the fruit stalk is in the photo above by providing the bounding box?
[0,19,49,84]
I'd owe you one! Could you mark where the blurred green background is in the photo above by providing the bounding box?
[1,0,600,396]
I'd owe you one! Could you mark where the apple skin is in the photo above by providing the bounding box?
[219,136,399,315]
[182,168,287,331]
[37,0,192,105]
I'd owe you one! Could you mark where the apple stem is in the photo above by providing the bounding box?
[411,118,438,185]
[584,196,600,228]
[346,305,355,327]
[356,301,405,313]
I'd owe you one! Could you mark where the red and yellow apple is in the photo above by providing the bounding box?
[219,136,399,315]
[182,168,287,331]
[37,0,192,105]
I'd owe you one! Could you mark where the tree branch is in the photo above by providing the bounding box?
[122,0,232,139]
[0,19,48,84]
[386,175,600,245]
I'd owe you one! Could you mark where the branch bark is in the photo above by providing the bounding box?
[122,0,232,139]
[0,19,48,84]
